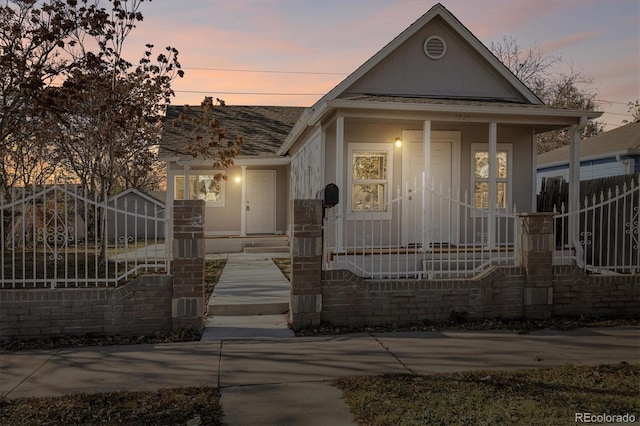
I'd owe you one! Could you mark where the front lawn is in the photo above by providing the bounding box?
[0,387,222,425]
[333,363,639,426]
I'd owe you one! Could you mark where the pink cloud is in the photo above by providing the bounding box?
[591,59,640,80]
[447,0,576,39]
[540,30,603,53]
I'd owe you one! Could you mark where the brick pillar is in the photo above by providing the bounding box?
[290,199,323,330]
[172,200,205,332]
[517,212,554,318]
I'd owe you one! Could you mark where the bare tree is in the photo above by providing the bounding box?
[0,0,79,195]
[490,36,604,153]
[623,100,640,124]
[490,36,561,89]
[1,0,183,198]
[40,1,183,200]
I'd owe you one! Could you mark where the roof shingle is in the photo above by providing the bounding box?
[159,105,305,160]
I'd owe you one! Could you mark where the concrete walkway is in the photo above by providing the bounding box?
[2,327,639,425]
[203,252,294,340]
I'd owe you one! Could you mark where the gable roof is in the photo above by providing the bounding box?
[278,3,601,155]
[316,3,541,108]
[159,105,305,161]
[538,122,640,167]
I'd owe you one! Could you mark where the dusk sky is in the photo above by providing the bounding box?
[127,0,640,130]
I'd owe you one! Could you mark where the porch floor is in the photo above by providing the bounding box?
[327,244,514,258]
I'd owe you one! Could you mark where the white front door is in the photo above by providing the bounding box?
[246,170,276,234]
[402,131,460,246]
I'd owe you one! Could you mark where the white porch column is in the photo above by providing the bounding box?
[240,165,247,236]
[422,120,431,249]
[184,165,191,200]
[336,116,345,251]
[569,118,587,257]
[488,122,497,248]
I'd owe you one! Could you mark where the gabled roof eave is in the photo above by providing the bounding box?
[312,4,542,110]
[279,3,548,155]
[324,98,602,119]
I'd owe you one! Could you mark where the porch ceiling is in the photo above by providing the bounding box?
[279,95,602,156]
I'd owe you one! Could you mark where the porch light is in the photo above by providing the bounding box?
[394,137,402,147]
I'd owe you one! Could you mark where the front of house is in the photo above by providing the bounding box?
[279,4,600,277]
[160,4,601,271]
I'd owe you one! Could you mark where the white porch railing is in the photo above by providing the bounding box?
[323,175,518,279]
[553,178,640,273]
[1,184,169,289]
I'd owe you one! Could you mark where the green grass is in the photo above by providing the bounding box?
[332,363,639,426]
[0,387,223,425]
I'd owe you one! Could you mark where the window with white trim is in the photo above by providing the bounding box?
[348,143,392,217]
[471,144,512,210]
[174,173,225,207]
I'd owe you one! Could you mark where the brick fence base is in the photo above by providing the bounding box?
[317,267,639,327]
[289,199,640,330]
[0,275,173,339]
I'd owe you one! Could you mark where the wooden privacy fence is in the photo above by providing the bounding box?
[539,174,640,273]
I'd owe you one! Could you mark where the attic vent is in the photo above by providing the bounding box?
[424,35,447,60]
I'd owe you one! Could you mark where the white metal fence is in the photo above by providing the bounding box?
[553,179,640,274]
[323,175,518,279]
[0,184,169,289]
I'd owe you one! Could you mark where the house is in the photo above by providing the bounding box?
[537,121,640,191]
[159,3,601,270]
[159,105,304,252]
[278,3,601,277]
[106,188,166,240]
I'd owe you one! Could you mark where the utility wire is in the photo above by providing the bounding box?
[175,90,324,96]
[183,66,348,76]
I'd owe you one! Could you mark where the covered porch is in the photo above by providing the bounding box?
[314,99,599,278]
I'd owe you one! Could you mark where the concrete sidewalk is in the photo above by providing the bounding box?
[2,327,639,425]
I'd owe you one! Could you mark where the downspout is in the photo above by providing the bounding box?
[569,117,588,262]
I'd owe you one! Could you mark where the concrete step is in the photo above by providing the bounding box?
[209,301,290,316]
[243,239,290,254]
[244,246,290,254]
[201,315,294,340]
[243,239,290,248]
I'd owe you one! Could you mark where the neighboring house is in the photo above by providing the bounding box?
[537,122,640,191]
[106,188,166,240]
[159,106,304,240]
